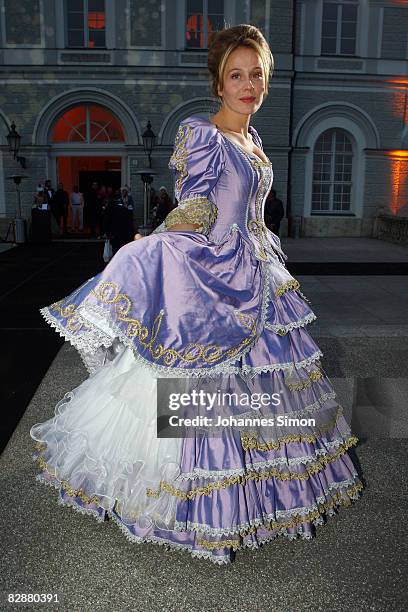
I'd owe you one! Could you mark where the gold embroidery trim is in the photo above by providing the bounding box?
[197,538,241,550]
[164,196,217,235]
[34,447,101,506]
[34,442,362,536]
[247,159,273,262]
[250,159,272,169]
[146,436,359,501]
[169,123,193,196]
[275,279,301,297]
[240,407,343,451]
[195,482,363,548]
[51,281,257,367]
[286,369,324,392]
[49,301,91,333]
[146,488,161,498]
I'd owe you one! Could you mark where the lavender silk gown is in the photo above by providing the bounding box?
[30,115,363,565]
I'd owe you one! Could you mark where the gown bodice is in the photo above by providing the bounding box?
[167,115,287,266]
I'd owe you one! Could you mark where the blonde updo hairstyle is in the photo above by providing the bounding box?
[208,24,274,101]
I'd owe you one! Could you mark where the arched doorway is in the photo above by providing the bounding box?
[52,103,125,194]
[51,103,126,234]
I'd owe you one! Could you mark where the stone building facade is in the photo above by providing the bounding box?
[0,0,407,237]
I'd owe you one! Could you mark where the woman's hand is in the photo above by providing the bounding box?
[134,233,144,240]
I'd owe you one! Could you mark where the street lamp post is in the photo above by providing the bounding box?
[5,174,28,243]
[137,121,157,234]
[3,122,28,243]
[142,121,156,169]
[7,122,26,169]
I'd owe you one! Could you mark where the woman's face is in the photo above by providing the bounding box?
[217,46,266,116]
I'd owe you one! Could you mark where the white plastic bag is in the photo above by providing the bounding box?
[103,238,113,263]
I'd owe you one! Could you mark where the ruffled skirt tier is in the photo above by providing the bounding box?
[31,339,362,565]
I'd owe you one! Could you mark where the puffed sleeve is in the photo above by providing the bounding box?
[163,118,226,235]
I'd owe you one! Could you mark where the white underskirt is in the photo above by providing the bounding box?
[30,345,182,529]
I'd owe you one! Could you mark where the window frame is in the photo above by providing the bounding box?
[64,0,107,50]
[0,0,45,48]
[249,0,270,45]
[51,104,125,146]
[126,0,165,50]
[320,0,360,58]
[183,0,224,51]
[311,128,354,216]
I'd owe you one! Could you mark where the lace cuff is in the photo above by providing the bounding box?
[164,196,217,236]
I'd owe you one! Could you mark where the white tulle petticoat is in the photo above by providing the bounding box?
[30,346,183,529]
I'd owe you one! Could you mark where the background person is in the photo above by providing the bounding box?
[70,185,84,232]
[85,181,99,237]
[264,188,284,236]
[53,182,70,236]
[105,192,135,254]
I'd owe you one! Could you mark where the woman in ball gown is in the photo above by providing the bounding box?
[30,25,363,565]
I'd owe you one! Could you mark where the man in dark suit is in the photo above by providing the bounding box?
[52,182,70,235]
[264,189,284,236]
[105,195,135,255]
[44,179,57,223]
[85,181,100,237]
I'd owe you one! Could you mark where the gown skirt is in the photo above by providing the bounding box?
[30,227,363,565]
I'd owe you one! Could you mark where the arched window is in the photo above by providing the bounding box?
[52,104,125,143]
[312,128,353,213]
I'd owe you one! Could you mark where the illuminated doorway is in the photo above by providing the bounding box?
[57,156,122,194]
[56,155,122,233]
[51,104,126,234]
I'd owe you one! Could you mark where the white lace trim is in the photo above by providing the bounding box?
[34,472,233,564]
[256,530,314,544]
[108,512,232,564]
[40,306,114,354]
[35,473,106,522]
[174,389,341,482]
[40,305,254,379]
[173,476,361,537]
[264,312,317,334]
[298,290,312,305]
[288,390,337,418]
[33,468,361,560]
[176,436,353,481]
[259,261,272,332]
[240,350,324,377]
[40,304,323,379]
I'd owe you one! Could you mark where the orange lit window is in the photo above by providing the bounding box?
[88,12,105,29]
[66,0,106,49]
[52,104,125,143]
[185,0,223,49]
